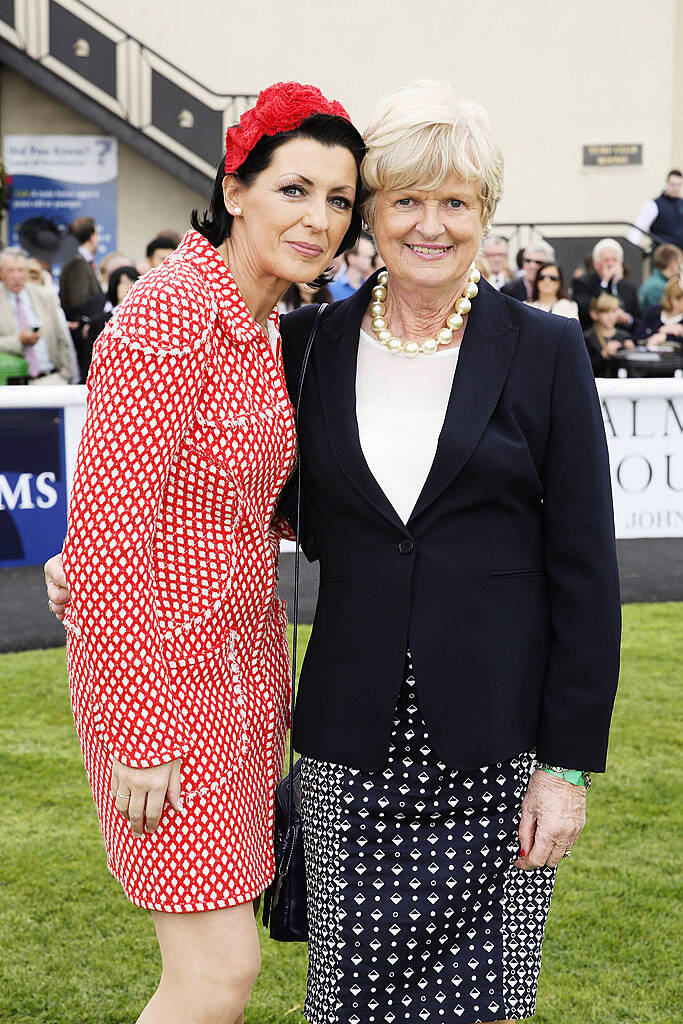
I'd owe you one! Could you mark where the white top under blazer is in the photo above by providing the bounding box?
[356,328,460,524]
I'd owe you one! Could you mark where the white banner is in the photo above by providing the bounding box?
[1,380,682,546]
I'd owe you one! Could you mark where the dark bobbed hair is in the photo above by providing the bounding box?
[107,264,139,306]
[531,261,567,302]
[191,113,366,272]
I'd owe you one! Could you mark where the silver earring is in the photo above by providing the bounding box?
[232,206,242,216]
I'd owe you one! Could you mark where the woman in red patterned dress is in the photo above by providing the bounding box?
[43,83,365,1024]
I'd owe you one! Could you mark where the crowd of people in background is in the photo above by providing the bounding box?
[1,168,681,384]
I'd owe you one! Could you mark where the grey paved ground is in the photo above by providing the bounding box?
[1,539,681,654]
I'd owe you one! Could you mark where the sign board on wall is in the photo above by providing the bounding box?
[3,135,117,270]
[0,380,681,568]
[583,144,643,167]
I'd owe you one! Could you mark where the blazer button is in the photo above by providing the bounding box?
[398,539,414,555]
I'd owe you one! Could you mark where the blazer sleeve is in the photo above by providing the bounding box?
[536,317,621,771]
[62,273,212,768]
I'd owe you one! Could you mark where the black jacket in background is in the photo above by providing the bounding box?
[571,270,640,330]
[279,273,621,774]
[499,275,528,302]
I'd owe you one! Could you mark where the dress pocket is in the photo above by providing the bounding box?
[166,630,250,798]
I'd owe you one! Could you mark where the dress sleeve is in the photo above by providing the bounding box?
[536,317,621,771]
[62,274,212,768]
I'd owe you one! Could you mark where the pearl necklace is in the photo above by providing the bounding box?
[369,263,481,356]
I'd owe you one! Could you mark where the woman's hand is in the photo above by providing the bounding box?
[111,757,183,836]
[514,769,586,869]
[44,552,70,620]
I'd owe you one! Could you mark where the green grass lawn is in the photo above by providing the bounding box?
[1,606,681,1023]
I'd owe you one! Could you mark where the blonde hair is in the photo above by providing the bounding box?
[361,79,504,227]
[662,275,683,312]
[590,293,620,314]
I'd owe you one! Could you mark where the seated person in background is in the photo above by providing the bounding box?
[0,246,75,384]
[571,238,640,330]
[145,233,180,270]
[525,261,579,319]
[634,276,683,349]
[482,234,511,289]
[278,280,332,314]
[583,293,635,377]
[501,241,555,301]
[329,231,375,300]
[638,244,682,311]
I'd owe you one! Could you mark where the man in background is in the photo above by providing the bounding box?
[146,233,180,270]
[501,242,555,302]
[0,247,74,384]
[572,238,640,330]
[58,216,102,320]
[329,232,376,300]
[628,170,683,249]
[482,235,511,289]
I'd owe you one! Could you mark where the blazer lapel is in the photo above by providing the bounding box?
[315,272,407,532]
[409,279,519,523]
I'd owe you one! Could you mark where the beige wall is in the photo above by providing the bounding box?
[0,68,205,260]
[2,0,681,252]
[91,0,682,229]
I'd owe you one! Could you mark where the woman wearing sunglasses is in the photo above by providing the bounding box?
[526,261,579,319]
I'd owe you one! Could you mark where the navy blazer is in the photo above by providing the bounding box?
[280,271,621,773]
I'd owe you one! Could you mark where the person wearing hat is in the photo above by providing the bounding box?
[41,82,365,1024]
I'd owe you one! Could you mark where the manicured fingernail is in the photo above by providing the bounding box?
[520,849,526,857]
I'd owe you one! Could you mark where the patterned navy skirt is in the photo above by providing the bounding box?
[300,653,557,1024]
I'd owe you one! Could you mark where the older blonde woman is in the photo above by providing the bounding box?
[279,80,620,1024]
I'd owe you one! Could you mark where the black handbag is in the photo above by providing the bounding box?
[262,302,328,942]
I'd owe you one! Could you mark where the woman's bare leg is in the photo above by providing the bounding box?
[137,902,260,1024]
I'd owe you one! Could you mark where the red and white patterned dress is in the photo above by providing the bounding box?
[62,230,296,912]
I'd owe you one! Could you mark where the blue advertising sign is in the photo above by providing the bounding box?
[3,135,117,271]
[0,408,68,567]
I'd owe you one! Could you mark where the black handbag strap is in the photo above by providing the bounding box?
[287,302,328,789]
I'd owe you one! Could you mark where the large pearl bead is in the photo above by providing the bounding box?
[436,327,453,345]
[404,341,420,357]
[447,312,464,331]
[455,296,472,315]
[378,270,388,286]
[387,336,403,352]
[464,281,479,299]
[372,316,388,331]
[370,301,385,317]
[469,267,481,283]
[372,285,387,301]
[421,337,438,354]
[377,329,392,344]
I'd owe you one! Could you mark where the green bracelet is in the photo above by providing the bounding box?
[537,763,591,789]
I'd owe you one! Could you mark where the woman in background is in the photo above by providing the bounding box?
[526,261,578,318]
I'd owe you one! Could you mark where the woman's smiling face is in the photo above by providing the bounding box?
[371,174,485,292]
[223,137,357,284]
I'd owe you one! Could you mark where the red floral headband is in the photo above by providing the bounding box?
[224,81,351,174]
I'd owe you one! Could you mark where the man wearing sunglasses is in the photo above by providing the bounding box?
[501,242,556,302]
